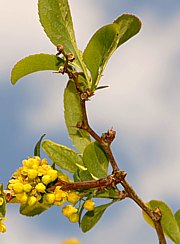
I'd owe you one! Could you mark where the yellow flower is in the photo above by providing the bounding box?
[44,193,55,204]
[67,192,79,204]
[61,238,80,244]
[68,213,79,223]
[23,183,32,193]
[84,199,95,211]
[27,169,38,180]
[28,196,37,206]
[35,183,46,193]
[42,175,51,185]
[0,218,6,233]
[16,192,28,204]
[47,169,58,181]
[13,182,24,193]
[62,205,78,218]
[0,197,4,206]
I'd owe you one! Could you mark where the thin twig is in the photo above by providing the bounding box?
[60,49,167,244]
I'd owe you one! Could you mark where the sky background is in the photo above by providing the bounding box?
[0,0,180,243]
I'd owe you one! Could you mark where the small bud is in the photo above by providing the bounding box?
[84,199,95,211]
[62,205,78,218]
[68,213,79,223]
[0,197,4,206]
[13,182,24,193]
[0,218,6,233]
[46,169,58,182]
[66,53,75,62]
[28,196,37,206]
[42,175,51,185]
[35,183,46,193]
[16,192,28,204]
[44,193,55,204]
[67,192,79,204]
[23,183,32,193]
[27,169,38,180]
[57,44,64,54]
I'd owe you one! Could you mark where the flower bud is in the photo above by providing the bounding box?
[66,53,75,62]
[62,205,78,218]
[44,193,55,204]
[68,213,79,223]
[23,183,32,193]
[0,197,4,206]
[42,175,51,185]
[16,192,28,204]
[0,218,6,233]
[27,169,38,180]
[35,183,46,193]
[67,192,79,204]
[13,182,24,193]
[28,196,37,206]
[84,199,95,211]
[47,169,58,182]
[56,44,64,53]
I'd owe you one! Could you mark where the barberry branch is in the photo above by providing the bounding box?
[57,46,167,244]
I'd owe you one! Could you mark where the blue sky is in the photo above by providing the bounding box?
[0,1,180,243]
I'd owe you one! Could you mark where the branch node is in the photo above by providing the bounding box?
[101,128,116,144]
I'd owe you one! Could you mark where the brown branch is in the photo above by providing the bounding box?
[48,171,127,192]
[59,48,167,244]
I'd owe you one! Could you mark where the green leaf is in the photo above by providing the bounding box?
[80,202,112,232]
[64,80,91,153]
[11,54,64,85]
[38,0,89,83]
[142,200,180,243]
[114,14,142,48]
[83,23,120,89]
[42,139,85,173]
[34,134,46,157]
[83,141,109,179]
[95,188,120,199]
[83,14,141,90]
[0,184,6,218]
[175,210,180,231]
[74,169,93,182]
[20,202,50,216]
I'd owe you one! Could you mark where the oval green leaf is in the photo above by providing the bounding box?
[11,54,63,85]
[20,202,50,216]
[175,210,180,231]
[83,141,109,179]
[80,202,112,232]
[42,139,84,173]
[114,14,142,48]
[142,200,180,243]
[38,0,89,82]
[83,23,120,89]
[64,80,91,153]
[83,14,141,90]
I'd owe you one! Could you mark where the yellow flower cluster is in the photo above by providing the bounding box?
[7,156,81,222]
[0,218,6,233]
[8,156,60,206]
